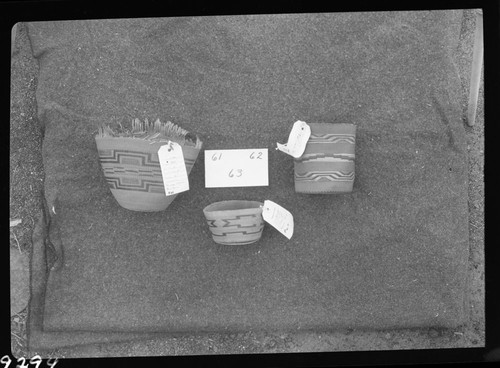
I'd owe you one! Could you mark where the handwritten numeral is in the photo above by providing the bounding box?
[28,356,41,368]
[46,359,58,368]
[249,151,263,160]
[0,356,57,368]
[211,153,222,161]
[228,169,243,178]
[1,356,11,368]
[16,357,29,368]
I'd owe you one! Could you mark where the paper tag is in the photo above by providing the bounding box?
[205,149,268,188]
[276,120,311,158]
[158,141,189,196]
[262,200,294,239]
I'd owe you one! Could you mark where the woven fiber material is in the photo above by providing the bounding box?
[294,123,356,194]
[95,137,201,211]
[203,200,265,245]
[26,11,469,350]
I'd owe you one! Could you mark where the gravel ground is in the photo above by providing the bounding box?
[9,9,484,360]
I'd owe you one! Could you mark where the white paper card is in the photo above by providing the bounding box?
[158,142,189,196]
[205,149,268,188]
[276,120,311,158]
[262,200,294,239]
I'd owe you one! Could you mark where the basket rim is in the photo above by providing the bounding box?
[203,200,263,216]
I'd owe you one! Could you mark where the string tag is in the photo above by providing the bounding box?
[276,120,311,158]
[158,141,189,196]
[262,200,294,239]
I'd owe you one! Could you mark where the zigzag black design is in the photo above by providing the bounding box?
[221,219,263,228]
[210,227,264,237]
[309,135,355,144]
[295,153,355,162]
[99,150,160,167]
[106,177,165,193]
[295,171,355,182]
[206,219,264,228]
[98,149,196,167]
[103,167,163,177]
[296,170,354,178]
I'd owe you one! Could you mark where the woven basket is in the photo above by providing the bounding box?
[294,123,356,194]
[95,119,202,211]
[203,200,264,245]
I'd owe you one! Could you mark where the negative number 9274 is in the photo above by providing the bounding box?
[1,355,58,368]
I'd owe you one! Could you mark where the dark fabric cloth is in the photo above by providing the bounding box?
[28,205,160,349]
[26,10,469,350]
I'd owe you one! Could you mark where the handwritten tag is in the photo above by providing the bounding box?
[205,149,268,188]
[276,120,311,158]
[158,142,189,196]
[262,200,294,239]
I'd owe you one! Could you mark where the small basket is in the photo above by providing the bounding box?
[203,200,265,245]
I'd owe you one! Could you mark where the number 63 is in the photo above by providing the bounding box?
[228,169,243,178]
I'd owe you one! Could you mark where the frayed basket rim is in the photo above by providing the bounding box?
[96,118,202,148]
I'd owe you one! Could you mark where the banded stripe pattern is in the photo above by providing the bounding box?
[295,153,355,162]
[206,214,265,245]
[203,201,265,245]
[294,123,356,193]
[98,149,195,193]
[295,170,355,182]
[308,133,356,144]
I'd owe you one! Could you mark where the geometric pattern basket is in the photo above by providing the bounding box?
[96,137,201,211]
[294,123,357,194]
[203,200,265,245]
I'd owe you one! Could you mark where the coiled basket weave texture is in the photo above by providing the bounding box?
[95,119,202,211]
[203,200,265,245]
[294,123,356,194]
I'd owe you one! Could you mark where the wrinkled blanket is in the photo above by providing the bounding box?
[26,10,469,350]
